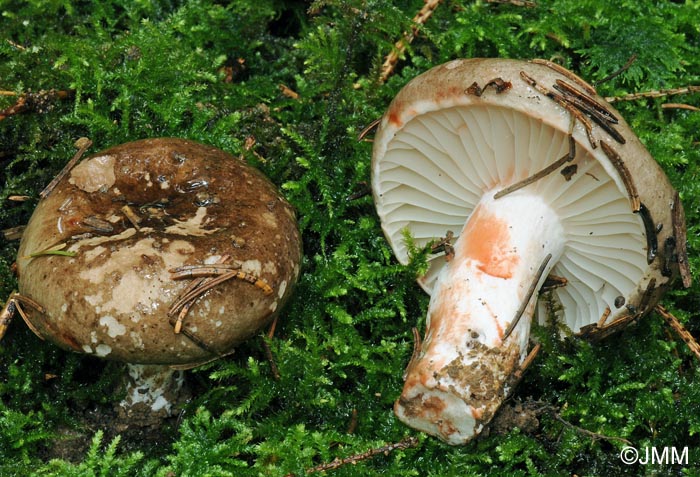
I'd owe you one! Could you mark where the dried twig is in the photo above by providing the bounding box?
[661,103,700,112]
[0,88,73,121]
[284,437,419,477]
[260,336,281,380]
[502,253,552,341]
[39,137,92,199]
[485,0,537,6]
[656,305,700,361]
[511,343,541,384]
[606,85,700,103]
[379,0,443,84]
[594,53,638,86]
[2,225,25,241]
[549,409,632,445]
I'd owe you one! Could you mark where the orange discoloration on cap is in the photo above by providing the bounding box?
[388,110,403,128]
[459,204,519,279]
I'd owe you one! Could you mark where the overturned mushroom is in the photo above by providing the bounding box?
[371,58,688,445]
[11,138,301,421]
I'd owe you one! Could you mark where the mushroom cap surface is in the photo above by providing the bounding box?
[372,58,687,333]
[17,138,302,365]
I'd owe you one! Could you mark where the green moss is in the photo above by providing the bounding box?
[1,0,699,475]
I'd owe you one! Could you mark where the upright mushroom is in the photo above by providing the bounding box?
[14,138,302,420]
[371,59,689,445]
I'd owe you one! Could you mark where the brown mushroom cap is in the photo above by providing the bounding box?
[17,138,301,365]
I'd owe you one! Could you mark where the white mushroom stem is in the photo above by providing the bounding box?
[119,364,185,417]
[394,190,565,445]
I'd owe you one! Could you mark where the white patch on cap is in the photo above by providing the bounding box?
[445,59,462,70]
[241,259,262,276]
[277,280,288,299]
[69,155,116,192]
[99,315,126,338]
[68,228,137,253]
[204,255,223,265]
[82,344,93,353]
[164,207,219,236]
[84,293,103,307]
[95,344,112,357]
[130,332,145,349]
[261,212,278,228]
[263,261,277,275]
[78,237,195,315]
[83,246,108,263]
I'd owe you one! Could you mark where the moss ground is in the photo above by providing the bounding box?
[1,1,699,475]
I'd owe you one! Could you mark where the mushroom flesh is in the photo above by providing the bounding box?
[371,59,689,445]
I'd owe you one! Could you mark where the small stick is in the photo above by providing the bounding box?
[656,305,700,361]
[552,92,625,144]
[283,437,419,477]
[260,336,280,380]
[635,203,658,264]
[540,274,568,292]
[172,269,273,299]
[170,264,242,280]
[594,54,638,86]
[403,326,423,380]
[13,299,45,340]
[530,58,597,95]
[553,79,619,123]
[8,195,30,201]
[167,314,220,355]
[121,205,142,230]
[485,0,536,6]
[502,253,552,341]
[671,191,692,288]
[357,117,381,141]
[0,292,46,340]
[637,278,657,315]
[39,137,92,199]
[520,71,596,147]
[2,225,26,241]
[599,141,640,212]
[81,216,114,233]
[267,315,279,339]
[661,103,700,112]
[278,84,300,100]
[512,343,541,383]
[430,231,455,261]
[346,408,359,434]
[379,0,443,84]
[606,85,700,103]
[597,306,612,328]
[548,409,632,445]
[169,256,232,329]
[494,135,575,199]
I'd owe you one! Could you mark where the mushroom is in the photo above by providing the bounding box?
[371,58,689,445]
[13,138,301,422]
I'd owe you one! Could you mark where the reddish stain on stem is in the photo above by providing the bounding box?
[460,205,519,279]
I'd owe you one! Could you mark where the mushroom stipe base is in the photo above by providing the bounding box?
[394,191,564,445]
